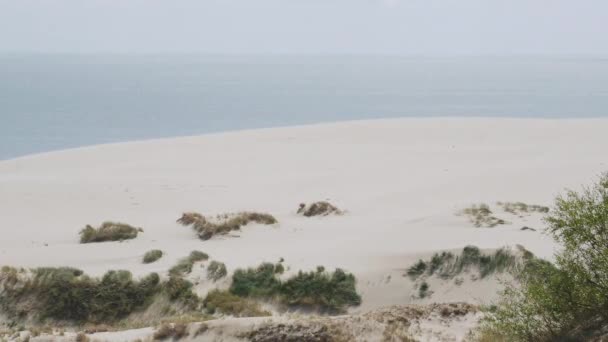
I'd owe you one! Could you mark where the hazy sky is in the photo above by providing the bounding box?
[1,0,607,55]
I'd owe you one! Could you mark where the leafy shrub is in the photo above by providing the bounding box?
[203,290,270,317]
[169,251,209,277]
[206,261,227,281]
[177,212,277,240]
[481,173,608,341]
[459,204,507,228]
[230,263,281,298]
[79,222,140,243]
[143,250,164,264]
[297,201,344,217]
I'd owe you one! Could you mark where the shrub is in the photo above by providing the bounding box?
[177,212,277,240]
[481,173,608,341]
[143,250,164,264]
[297,201,344,217]
[459,204,507,228]
[203,290,270,317]
[206,261,227,281]
[79,222,140,243]
[230,263,281,298]
[162,277,199,307]
[418,282,430,298]
[169,251,209,277]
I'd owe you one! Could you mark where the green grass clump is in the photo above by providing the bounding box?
[169,251,209,277]
[406,246,522,281]
[459,204,508,228]
[229,263,361,313]
[143,250,164,264]
[203,290,270,317]
[79,222,141,243]
[206,261,227,281]
[418,281,430,298]
[177,212,277,240]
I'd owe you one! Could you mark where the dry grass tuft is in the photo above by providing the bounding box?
[177,212,277,240]
[297,201,344,217]
[79,222,140,243]
[459,204,508,228]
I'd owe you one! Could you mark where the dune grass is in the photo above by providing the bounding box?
[459,204,508,228]
[203,290,270,317]
[406,246,522,281]
[297,201,344,217]
[79,222,141,243]
[143,250,164,264]
[229,263,361,313]
[177,212,277,240]
[169,251,209,277]
[497,201,550,215]
[206,261,227,281]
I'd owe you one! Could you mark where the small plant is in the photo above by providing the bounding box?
[459,204,508,228]
[206,261,227,281]
[497,202,550,215]
[203,290,270,317]
[406,260,427,279]
[143,250,164,264]
[79,222,140,243]
[177,211,277,240]
[418,282,430,298]
[297,201,344,217]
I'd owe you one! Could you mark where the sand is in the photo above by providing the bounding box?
[1,118,607,339]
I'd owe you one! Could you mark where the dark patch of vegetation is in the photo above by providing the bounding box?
[203,290,270,317]
[153,323,189,341]
[459,204,508,228]
[520,226,536,232]
[143,250,164,264]
[229,263,361,313]
[418,282,430,298]
[480,173,608,341]
[79,222,140,243]
[169,251,209,277]
[177,212,277,240]
[206,261,227,281]
[406,246,522,281]
[497,201,550,215]
[162,277,199,308]
[297,201,344,217]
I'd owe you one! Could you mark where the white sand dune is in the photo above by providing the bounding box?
[1,118,607,320]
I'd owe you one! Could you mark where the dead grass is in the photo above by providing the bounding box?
[79,222,141,243]
[297,201,344,217]
[177,211,277,240]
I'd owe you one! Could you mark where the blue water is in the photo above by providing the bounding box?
[1,54,608,160]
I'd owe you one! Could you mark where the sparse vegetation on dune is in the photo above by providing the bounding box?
[229,263,361,314]
[203,290,270,317]
[79,222,141,243]
[459,204,508,228]
[153,323,189,341]
[143,250,163,264]
[169,251,209,277]
[297,201,344,217]
[206,261,227,281]
[177,211,277,240]
[497,201,550,215]
[406,246,525,282]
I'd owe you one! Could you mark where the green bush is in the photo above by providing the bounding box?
[177,212,277,240]
[143,250,163,264]
[79,222,140,243]
[206,261,227,281]
[169,251,209,277]
[230,263,281,298]
[481,173,608,341]
[297,201,344,217]
[203,290,270,317]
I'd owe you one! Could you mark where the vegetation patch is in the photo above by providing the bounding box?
[79,222,141,243]
[497,201,549,215]
[229,263,361,314]
[153,323,189,341]
[203,290,270,317]
[459,204,508,228]
[169,251,209,277]
[143,250,164,264]
[297,201,344,217]
[177,212,277,240]
[206,261,227,281]
[406,246,523,281]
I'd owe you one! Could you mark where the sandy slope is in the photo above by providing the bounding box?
[1,118,607,320]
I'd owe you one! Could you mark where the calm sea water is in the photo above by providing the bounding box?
[1,54,607,160]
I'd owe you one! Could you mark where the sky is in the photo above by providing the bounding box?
[1,0,607,55]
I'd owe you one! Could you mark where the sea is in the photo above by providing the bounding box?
[1,54,607,160]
